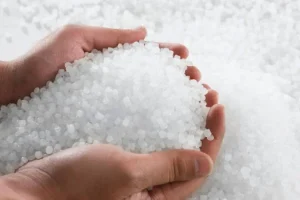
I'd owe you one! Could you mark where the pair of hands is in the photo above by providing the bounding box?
[0,25,225,200]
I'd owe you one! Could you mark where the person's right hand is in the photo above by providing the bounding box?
[1,85,224,200]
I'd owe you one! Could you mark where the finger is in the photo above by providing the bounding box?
[202,84,211,90]
[158,43,189,59]
[205,89,218,107]
[149,105,225,199]
[201,104,225,162]
[130,149,213,190]
[185,66,201,81]
[202,83,219,107]
[81,26,147,51]
[157,43,201,81]
[202,84,218,107]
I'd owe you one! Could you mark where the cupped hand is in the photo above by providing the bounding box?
[14,84,224,200]
[2,25,225,200]
[6,25,194,104]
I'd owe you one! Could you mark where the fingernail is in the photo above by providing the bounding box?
[195,157,213,177]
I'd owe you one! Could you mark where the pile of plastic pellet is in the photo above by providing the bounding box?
[0,0,299,199]
[0,42,210,175]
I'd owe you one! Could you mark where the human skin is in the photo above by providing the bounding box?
[0,25,225,200]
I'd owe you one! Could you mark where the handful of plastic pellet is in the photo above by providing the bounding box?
[0,42,211,175]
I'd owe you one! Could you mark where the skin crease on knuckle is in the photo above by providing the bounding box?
[57,25,84,50]
[114,29,132,46]
[170,152,191,182]
[170,156,179,183]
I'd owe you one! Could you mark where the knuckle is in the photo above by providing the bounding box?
[171,155,188,181]
[121,157,145,188]
[115,29,133,44]
[125,164,141,181]
[55,24,85,47]
[58,24,81,37]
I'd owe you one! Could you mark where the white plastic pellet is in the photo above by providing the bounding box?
[0,1,300,200]
[45,146,54,155]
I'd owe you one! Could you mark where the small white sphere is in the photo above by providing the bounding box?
[34,151,43,159]
[45,146,54,155]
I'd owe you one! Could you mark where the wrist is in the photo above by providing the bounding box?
[0,61,14,105]
[0,57,41,105]
[0,169,64,200]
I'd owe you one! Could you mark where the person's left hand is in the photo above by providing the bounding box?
[3,25,199,105]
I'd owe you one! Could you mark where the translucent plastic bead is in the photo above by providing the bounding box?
[45,146,54,155]
[34,151,43,159]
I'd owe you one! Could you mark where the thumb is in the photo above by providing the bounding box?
[132,149,213,190]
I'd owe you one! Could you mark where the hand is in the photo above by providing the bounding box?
[1,25,198,105]
[0,25,225,199]
[8,89,223,200]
